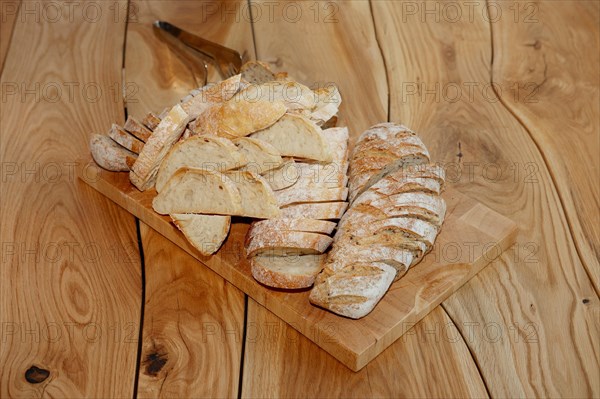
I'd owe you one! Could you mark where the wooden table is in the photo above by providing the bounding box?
[1,1,598,397]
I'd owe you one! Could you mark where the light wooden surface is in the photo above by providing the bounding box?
[1,0,598,397]
[0,0,20,73]
[80,161,517,370]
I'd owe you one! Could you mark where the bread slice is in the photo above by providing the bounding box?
[251,114,333,162]
[152,168,242,215]
[310,84,342,126]
[251,254,325,289]
[180,74,243,119]
[293,162,348,190]
[223,170,280,218]
[240,61,275,85]
[309,261,396,319]
[249,218,337,236]
[141,112,161,131]
[155,135,246,192]
[245,231,333,257]
[108,124,145,154]
[261,160,299,190]
[327,242,414,279]
[189,98,286,138]
[171,214,230,256]
[353,192,447,226]
[130,104,191,191]
[234,81,316,111]
[233,137,283,175]
[275,187,348,207]
[90,134,137,171]
[322,126,349,161]
[279,202,348,220]
[124,116,152,142]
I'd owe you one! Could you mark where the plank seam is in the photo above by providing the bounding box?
[441,303,492,398]
[368,0,391,122]
[0,0,22,78]
[485,0,600,298]
[237,295,249,399]
[132,219,147,399]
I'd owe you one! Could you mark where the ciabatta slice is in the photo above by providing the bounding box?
[190,98,286,138]
[251,114,333,162]
[180,74,242,119]
[124,116,152,142]
[232,137,283,174]
[279,202,348,220]
[261,160,299,191]
[155,135,246,192]
[90,134,137,172]
[108,124,145,154]
[245,231,333,257]
[249,218,336,236]
[251,254,325,289]
[224,171,280,218]
[275,187,348,207]
[171,214,230,256]
[152,168,242,215]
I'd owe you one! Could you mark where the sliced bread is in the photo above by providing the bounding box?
[240,61,275,85]
[234,81,316,111]
[245,231,333,257]
[90,134,137,172]
[224,170,280,218]
[124,116,153,142]
[251,254,325,289]
[108,124,145,154]
[275,187,348,207]
[279,202,348,220]
[261,160,299,191]
[248,218,337,236]
[232,137,283,175]
[171,214,231,256]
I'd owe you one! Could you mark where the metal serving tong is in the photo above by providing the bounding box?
[153,20,243,79]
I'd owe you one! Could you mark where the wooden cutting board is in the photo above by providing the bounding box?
[78,159,517,371]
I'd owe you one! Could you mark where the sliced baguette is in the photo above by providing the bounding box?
[90,134,137,171]
[233,137,283,175]
[223,170,280,218]
[251,254,325,289]
[190,98,286,138]
[249,218,337,236]
[245,231,333,257]
[108,124,145,154]
[293,162,348,190]
[353,192,447,226]
[327,242,414,279]
[275,187,348,207]
[171,214,230,256]
[279,202,348,220]
[155,135,246,192]
[309,261,396,319]
[251,114,333,162]
[124,116,153,142]
[130,104,190,191]
[152,168,242,215]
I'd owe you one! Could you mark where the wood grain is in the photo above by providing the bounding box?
[490,0,600,292]
[124,1,253,396]
[0,0,20,73]
[242,300,488,398]
[136,223,244,398]
[0,2,141,397]
[124,0,254,119]
[370,1,600,396]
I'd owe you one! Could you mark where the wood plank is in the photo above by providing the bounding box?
[124,0,254,119]
[0,2,141,397]
[136,223,244,398]
[371,1,600,396]
[242,300,489,398]
[79,161,516,371]
[0,0,20,73]
[490,0,600,291]
[124,1,253,396]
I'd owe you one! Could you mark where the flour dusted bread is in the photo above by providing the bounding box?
[240,61,275,85]
[124,116,153,142]
[279,202,348,220]
[275,186,348,207]
[171,214,231,256]
[235,81,316,112]
[246,231,333,257]
[249,218,336,236]
[152,168,242,215]
[251,254,326,289]
[190,98,286,138]
[233,137,284,175]
[224,170,280,218]
[180,74,243,119]
[90,134,137,172]
[251,114,333,162]
[108,124,145,154]
[310,84,342,126]
[130,104,190,191]
[261,160,299,190]
[155,135,246,192]
[310,122,446,319]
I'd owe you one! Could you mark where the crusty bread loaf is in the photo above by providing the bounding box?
[189,98,286,138]
[251,254,325,289]
[90,134,137,171]
[245,231,333,257]
[251,114,333,162]
[240,61,275,85]
[261,160,299,191]
[233,137,283,175]
[108,124,145,154]
[171,214,230,256]
[224,170,280,218]
[155,135,246,192]
[309,261,396,319]
[249,218,337,236]
[279,202,348,220]
[124,116,153,142]
[130,104,190,191]
[152,168,242,215]
[352,192,447,226]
